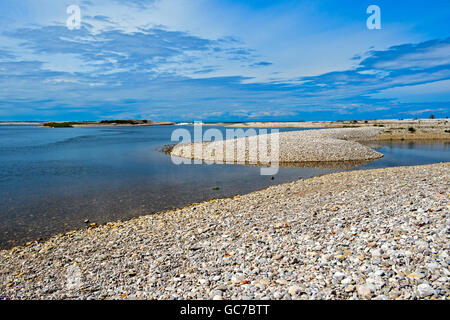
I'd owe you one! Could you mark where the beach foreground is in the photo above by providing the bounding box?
[1,163,448,300]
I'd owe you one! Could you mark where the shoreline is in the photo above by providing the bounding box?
[0,122,43,125]
[71,122,175,127]
[2,119,449,140]
[0,121,175,127]
[200,118,449,127]
[1,162,448,299]
[197,119,450,141]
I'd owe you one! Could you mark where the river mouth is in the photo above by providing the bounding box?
[0,125,449,249]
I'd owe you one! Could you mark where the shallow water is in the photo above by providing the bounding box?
[0,125,449,248]
[360,141,450,169]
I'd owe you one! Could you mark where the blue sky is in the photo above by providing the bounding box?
[0,0,449,121]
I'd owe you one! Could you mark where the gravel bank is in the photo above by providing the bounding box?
[171,127,384,164]
[1,162,448,300]
[201,119,450,141]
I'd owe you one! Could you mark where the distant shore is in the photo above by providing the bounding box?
[0,120,175,127]
[0,122,43,125]
[200,119,450,141]
[70,122,175,127]
[2,118,449,140]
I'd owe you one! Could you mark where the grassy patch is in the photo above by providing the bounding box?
[43,122,74,128]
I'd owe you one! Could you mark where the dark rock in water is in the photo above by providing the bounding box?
[158,144,176,155]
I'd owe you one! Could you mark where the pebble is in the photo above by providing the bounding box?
[417,283,435,298]
[356,285,372,299]
[288,285,303,297]
[334,272,346,281]
[273,292,283,299]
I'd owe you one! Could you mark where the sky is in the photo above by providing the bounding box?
[0,0,449,121]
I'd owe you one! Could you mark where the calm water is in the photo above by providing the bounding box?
[0,125,449,248]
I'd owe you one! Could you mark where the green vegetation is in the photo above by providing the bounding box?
[445,130,450,133]
[212,186,220,190]
[43,122,74,128]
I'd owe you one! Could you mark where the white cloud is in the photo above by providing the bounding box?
[1,0,429,84]
[375,44,450,70]
[369,79,450,103]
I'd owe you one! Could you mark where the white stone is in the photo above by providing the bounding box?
[334,271,346,281]
[417,283,434,298]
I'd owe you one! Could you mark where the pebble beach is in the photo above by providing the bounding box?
[2,0,449,305]
[170,127,384,164]
[1,162,448,300]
